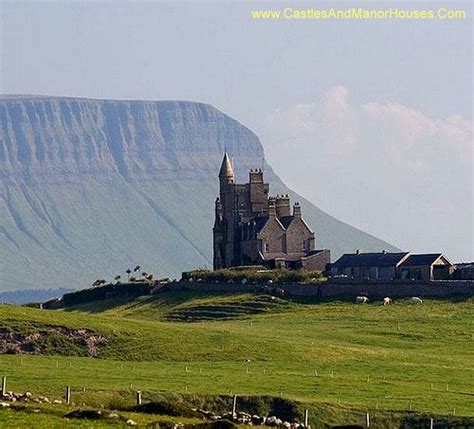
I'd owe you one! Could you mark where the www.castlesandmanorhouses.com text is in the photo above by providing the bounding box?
[250,7,467,20]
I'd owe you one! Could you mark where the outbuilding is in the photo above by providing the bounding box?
[398,254,454,281]
[329,250,410,279]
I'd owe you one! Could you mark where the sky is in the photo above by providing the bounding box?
[1,0,473,260]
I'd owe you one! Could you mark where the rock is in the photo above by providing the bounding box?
[53,400,62,404]
[107,412,119,419]
[252,415,265,425]
[126,419,138,426]
[266,416,282,427]
[0,402,10,407]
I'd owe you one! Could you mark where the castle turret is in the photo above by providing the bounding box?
[219,153,235,184]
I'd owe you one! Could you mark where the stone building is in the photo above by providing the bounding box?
[213,154,330,271]
[452,263,474,280]
[329,251,410,279]
[398,254,455,280]
[330,250,455,281]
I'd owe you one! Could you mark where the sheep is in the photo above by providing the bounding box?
[411,297,423,305]
[382,297,392,306]
[355,296,369,304]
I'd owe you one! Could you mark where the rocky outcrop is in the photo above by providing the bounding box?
[0,325,109,356]
[0,96,397,290]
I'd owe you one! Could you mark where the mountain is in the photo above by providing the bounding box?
[0,288,73,305]
[0,96,398,291]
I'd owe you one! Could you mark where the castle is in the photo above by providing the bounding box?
[213,154,330,271]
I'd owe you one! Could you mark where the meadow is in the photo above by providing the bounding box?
[0,292,472,427]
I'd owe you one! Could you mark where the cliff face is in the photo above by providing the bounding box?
[0,96,397,290]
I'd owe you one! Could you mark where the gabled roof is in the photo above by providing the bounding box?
[331,252,410,268]
[400,253,451,267]
[278,215,314,234]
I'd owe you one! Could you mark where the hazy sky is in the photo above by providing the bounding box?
[1,0,472,260]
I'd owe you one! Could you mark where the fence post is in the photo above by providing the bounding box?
[232,395,237,416]
[136,390,142,405]
[365,412,370,428]
[430,418,434,429]
[304,409,309,427]
[65,386,71,404]
[1,376,6,396]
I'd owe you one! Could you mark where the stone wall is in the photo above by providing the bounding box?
[160,279,474,300]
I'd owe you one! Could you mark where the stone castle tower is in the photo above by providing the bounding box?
[213,154,330,271]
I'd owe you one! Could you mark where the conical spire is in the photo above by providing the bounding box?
[219,153,235,183]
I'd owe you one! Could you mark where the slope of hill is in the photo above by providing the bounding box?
[0,96,398,291]
[0,295,472,421]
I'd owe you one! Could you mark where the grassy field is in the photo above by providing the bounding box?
[0,292,473,427]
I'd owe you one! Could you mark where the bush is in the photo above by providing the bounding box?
[182,268,325,285]
[63,282,152,306]
[132,401,197,417]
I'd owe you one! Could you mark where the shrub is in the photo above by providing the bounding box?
[132,401,197,417]
[182,268,325,285]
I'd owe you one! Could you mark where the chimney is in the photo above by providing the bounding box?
[293,202,301,217]
[268,198,276,218]
[276,194,291,218]
[249,168,264,183]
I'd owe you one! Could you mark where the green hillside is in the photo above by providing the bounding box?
[0,293,473,427]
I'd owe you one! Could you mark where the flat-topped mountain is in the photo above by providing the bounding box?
[0,96,397,290]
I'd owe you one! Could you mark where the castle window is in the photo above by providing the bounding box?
[264,243,269,252]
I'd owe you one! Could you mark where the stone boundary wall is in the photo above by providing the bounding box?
[160,280,474,300]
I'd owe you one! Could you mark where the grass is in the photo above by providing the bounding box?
[0,293,473,427]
